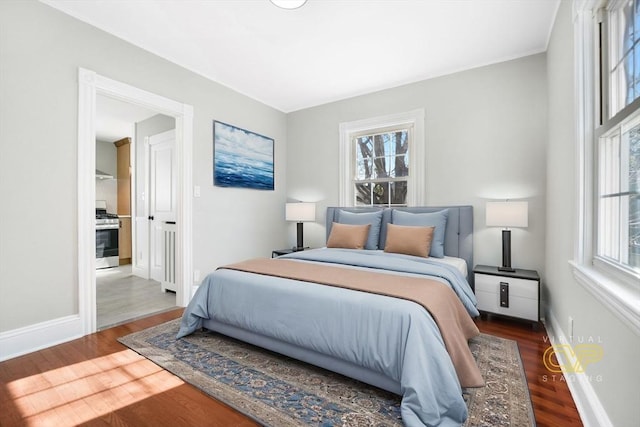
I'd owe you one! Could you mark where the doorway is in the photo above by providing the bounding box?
[78,68,194,335]
[95,97,178,329]
[96,265,174,328]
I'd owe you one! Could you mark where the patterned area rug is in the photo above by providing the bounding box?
[119,320,535,427]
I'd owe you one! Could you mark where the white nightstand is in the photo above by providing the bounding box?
[473,265,540,323]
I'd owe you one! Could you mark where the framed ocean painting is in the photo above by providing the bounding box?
[213,121,274,190]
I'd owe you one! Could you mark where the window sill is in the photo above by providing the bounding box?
[569,261,640,336]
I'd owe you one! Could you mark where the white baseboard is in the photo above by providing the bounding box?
[544,309,613,427]
[0,315,84,362]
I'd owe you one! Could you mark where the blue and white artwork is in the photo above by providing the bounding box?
[213,121,274,190]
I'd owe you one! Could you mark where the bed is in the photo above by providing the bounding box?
[178,206,481,427]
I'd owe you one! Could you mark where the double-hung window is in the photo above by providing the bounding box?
[353,127,410,206]
[573,0,640,334]
[598,118,640,272]
[596,0,640,277]
[339,109,425,207]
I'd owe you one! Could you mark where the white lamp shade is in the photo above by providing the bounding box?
[286,202,316,222]
[486,201,528,228]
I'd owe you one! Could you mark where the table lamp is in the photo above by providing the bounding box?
[285,202,316,251]
[486,201,528,272]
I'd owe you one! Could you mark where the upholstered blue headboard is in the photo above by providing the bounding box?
[326,206,474,285]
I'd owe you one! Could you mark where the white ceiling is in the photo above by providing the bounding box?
[95,95,158,142]
[44,0,560,113]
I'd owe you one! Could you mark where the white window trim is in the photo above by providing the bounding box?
[339,109,425,207]
[573,2,640,336]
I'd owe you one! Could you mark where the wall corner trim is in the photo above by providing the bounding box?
[544,309,613,427]
[0,315,83,362]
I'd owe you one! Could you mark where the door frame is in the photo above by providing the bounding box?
[77,68,193,335]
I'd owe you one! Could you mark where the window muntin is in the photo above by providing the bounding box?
[353,129,410,206]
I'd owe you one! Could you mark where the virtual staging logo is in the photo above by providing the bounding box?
[543,344,604,373]
[542,339,604,383]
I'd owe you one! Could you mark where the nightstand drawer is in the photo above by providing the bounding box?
[474,271,539,322]
[475,274,538,299]
[475,290,539,321]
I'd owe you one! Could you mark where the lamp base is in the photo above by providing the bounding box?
[500,229,515,272]
[295,222,304,251]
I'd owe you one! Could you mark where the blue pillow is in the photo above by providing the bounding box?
[337,210,383,250]
[392,209,449,258]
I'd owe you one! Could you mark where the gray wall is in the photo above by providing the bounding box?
[287,54,548,276]
[0,0,288,332]
[546,2,640,426]
[95,139,117,178]
[95,139,117,213]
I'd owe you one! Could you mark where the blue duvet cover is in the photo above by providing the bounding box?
[178,248,480,427]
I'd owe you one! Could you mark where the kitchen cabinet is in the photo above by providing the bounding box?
[115,137,131,215]
[115,137,131,265]
[118,216,132,265]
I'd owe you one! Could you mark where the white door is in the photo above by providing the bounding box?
[149,129,176,283]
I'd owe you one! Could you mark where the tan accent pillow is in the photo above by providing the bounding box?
[327,222,371,249]
[384,224,435,258]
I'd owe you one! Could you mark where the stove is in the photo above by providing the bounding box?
[96,200,119,269]
[96,211,119,226]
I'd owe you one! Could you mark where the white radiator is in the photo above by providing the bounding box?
[161,222,177,292]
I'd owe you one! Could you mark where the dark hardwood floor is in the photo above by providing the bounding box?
[0,309,582,426]
[475,314,583,427]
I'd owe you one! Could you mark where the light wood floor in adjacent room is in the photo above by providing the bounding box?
[0,310,583,427]
[96,265,176,330]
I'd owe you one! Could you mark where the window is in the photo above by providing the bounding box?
[339,110,425,207]
[608,0,640,115]
[595,0,640,278]
[598,114,640,273]
[573,0,640,335]
[353,127,410,206]
[571,0,640,334]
